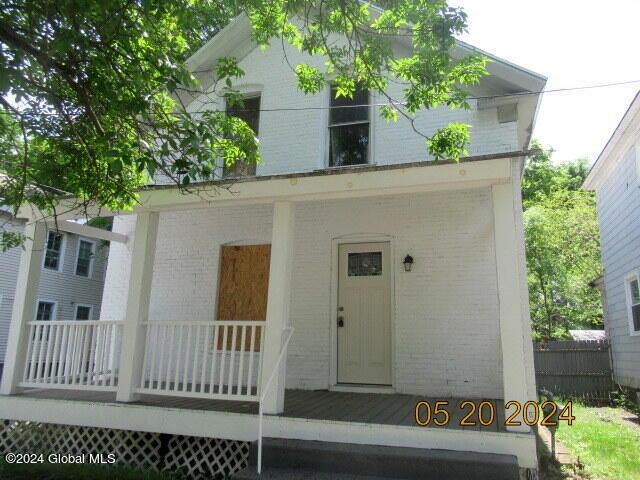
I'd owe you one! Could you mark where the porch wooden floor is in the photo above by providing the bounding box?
[15,388,508,433]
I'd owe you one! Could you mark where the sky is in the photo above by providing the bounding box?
[452,0,640,165]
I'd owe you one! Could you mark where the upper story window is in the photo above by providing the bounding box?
[328,85,370,167]
[35,301,56,321]
[625,272,640,335]
[75,304,93,320]
[44,231,64,271]
[75,239,95,277]
[224,95,261,178]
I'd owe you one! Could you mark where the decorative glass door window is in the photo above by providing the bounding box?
[348,252,382,276]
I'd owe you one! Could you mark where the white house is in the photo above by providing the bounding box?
[0,14,546,479]
[0,209,112,377]
[583,90,640,395]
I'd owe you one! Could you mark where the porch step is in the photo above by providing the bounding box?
[233,438,520,480]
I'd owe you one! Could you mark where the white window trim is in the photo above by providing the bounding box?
[624,271,640,336]
[74,303,94,321]
[635,140,640,183]
[74,237,96,278]
[326,85,375,169]
[42,231,65,272]
[34,299,58,321]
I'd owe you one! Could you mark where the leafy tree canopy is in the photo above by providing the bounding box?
[523,142,603,340]
[0,0,488,249]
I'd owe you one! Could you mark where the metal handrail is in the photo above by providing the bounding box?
[257,326,294,475]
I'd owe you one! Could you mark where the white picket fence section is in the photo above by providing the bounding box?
[20,320,123,391]
[137,321,266,401]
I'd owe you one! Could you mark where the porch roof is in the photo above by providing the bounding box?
[24,150,530,222]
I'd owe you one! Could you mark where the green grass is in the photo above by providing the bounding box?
[0,460,184,480]
[555,404,640,479]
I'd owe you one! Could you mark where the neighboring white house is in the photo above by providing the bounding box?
[0,14,546,479]
[0,210,110,376]
[583,90,640,393]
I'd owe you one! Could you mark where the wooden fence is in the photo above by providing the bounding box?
[533,340,614,403]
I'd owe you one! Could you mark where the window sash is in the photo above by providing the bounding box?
[627,276,640,332]
[329,86,369,125]
[329,123,370,167]
[44,232,63,270]
[75,305,92,321]
[76,240,94,277]
[223,95,260,178]
[36,302,54,321]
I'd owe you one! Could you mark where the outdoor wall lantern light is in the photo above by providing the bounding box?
[403,254,414,272]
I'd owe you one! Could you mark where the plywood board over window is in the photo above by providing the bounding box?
[216,244,271,350]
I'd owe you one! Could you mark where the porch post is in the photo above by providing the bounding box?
[116,212,159,402]
[1,221,47,395]
[261,201,295,414]
[492,182,531,433]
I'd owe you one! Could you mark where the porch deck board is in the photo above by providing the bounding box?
[15,388,507,432]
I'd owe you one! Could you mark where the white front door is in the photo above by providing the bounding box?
[337,242,392,385]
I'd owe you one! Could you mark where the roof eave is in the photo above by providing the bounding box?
[583,90,640,190]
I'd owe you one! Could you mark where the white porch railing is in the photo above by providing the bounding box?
[20,320,123,391]
[137,320,266,401]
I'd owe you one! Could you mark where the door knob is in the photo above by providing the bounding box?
[338,316,344,327]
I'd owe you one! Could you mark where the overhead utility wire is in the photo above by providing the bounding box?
[1,79,640,117]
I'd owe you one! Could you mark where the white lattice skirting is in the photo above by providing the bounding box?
[0,420,249,478]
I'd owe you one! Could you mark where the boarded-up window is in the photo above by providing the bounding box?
[216,244,270,350]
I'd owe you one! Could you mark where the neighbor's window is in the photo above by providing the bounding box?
[329,85,370,167]
[75,239,95,277]
[626,273,640,333]
[44,232,64,270]
[35,301,56,321]
[224,95,261,178]
[75,305,93,321]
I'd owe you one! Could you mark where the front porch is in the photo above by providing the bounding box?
[11,388,509,432]
[0,388,535,469]
[0,154,538,473]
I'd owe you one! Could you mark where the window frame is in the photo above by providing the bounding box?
[34,300,57,322]
[326,84,373,168]
[635,140,640,183]
[222,93,261,178]
[74,303,94,321]
[74,237,96,278]
[42,231,65,272]
[624,271,640,336]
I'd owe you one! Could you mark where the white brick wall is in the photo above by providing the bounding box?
[102,188,504,398]
[181,42,520,180]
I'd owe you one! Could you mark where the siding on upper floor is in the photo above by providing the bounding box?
[595,143,640,388]
[177,42,521,181]
[0,220,109,366]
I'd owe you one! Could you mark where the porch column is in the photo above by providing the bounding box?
[1,221,47,395]
[260,201,295,414]
[492,182,531,433]
[116,212,159,402]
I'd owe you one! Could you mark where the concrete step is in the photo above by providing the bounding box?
[233,438,520,480]
[234,466,396,480]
